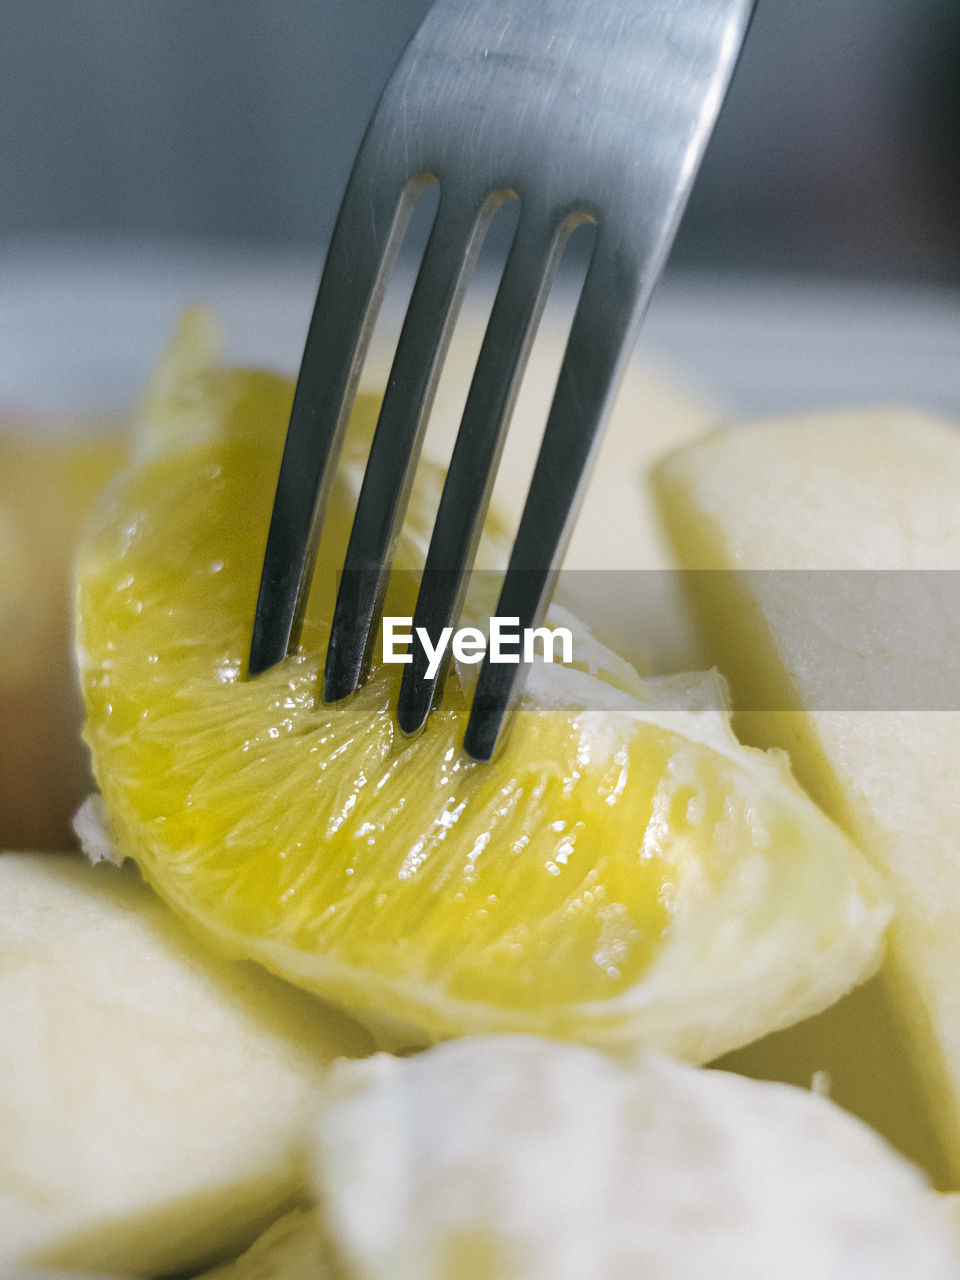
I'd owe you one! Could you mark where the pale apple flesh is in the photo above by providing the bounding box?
[654,407,960,1187]
[0,853,371,1276]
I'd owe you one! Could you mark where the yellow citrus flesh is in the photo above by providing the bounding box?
[76,314,888,1053]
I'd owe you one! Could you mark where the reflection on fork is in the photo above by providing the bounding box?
[249,0,756,760]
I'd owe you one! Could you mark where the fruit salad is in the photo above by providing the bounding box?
[3,310,960,1277]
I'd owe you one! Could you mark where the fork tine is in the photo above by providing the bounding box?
[395,215,573,735]
[248,159,424,677]
[462,239,642,761]
[253,0,756,751]
[322,197,501,703]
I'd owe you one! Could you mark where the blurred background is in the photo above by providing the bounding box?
[2,0,960,851]
[2,0,959,282]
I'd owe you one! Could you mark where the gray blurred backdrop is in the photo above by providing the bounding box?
[2,0,959,282]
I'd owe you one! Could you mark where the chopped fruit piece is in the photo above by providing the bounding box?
[655,406,960,1183]
[75,314,887,1057]
[0,852,370,1276]
[311,1035,960,1279]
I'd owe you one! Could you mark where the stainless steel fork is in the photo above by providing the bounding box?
[249,0,755,760]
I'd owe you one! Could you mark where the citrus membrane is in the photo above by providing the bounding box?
[76,311,889,1055]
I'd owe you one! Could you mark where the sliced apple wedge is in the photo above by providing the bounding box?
[0,852,371,1277]
[654,406,960,1184]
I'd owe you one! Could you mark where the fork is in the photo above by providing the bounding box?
[248,0,755,760]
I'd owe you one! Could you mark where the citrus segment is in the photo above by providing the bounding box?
[76,314,888,1055]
